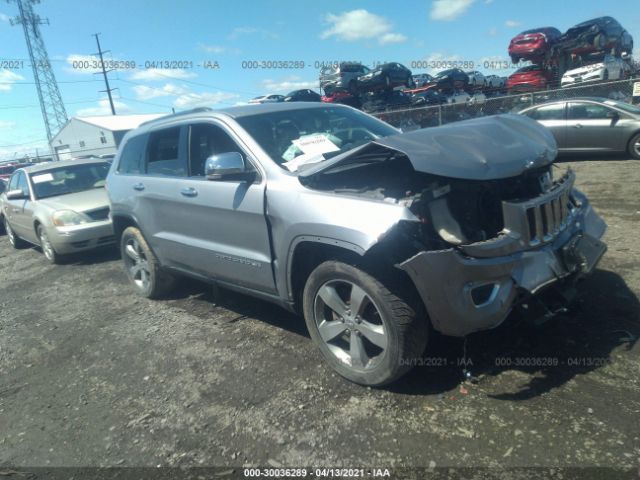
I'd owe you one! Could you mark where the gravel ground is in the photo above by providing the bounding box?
[0,158,638,477]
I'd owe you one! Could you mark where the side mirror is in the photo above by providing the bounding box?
[606,111,619,119]
[6,189,28,200]
[205,152,245,180]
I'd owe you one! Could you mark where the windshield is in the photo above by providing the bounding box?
[235,107,398,173]
[29,162,110,199]
[604,100,640,115]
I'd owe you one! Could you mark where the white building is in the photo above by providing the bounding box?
[50,114,165,161]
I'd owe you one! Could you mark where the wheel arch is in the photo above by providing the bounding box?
[112,213,140,243]
[287,238,363,313]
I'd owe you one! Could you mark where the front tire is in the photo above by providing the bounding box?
[37,224,61,264]
[121,226,175,299]
[5,218,27,249]
[302,261,428,386]
[628,132,640,160]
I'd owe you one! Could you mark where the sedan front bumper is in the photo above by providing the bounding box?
[399,181,607,337]
[48,220,115,254]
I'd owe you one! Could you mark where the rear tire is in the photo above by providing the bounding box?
[5,218,27,249]
[302,260,428,386]
[121,226,175,299]
[593,33,605,49]
[628,132,640,160]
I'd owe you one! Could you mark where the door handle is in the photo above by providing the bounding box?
[132,183,145,191]
[573,123,583,128]
[180,187,198,197]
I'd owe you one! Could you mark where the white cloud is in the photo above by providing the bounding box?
[132,83,188,101]
[0,69,24,92]
[320,9,407,45]
[76,99,131,116]
[261,76,318,93]
[129,68,197,81]
[198,43,240,55]
[505,20,521,28]
[0,120,16,129]
[380,32,408,45]
[228,27,279,40]
[0,12,10,22]
[173,92,239,109]
[430,0,475,21]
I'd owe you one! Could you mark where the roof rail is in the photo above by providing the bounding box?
[139,107,214,127]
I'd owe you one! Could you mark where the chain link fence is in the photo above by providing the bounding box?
[372,78,639,130]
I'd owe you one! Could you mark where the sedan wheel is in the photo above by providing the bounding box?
[303,260,428,386]
[628,132,640,160]
[38,225,60,264]
[5,219,27,249]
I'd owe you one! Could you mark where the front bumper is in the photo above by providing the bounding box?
[48,220,115,254]
[399,175,607,337]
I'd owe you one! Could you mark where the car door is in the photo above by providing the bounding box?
[155,121,275,293]
[566,101,623,151]
[4,171,35,240]
[524,102,567,148]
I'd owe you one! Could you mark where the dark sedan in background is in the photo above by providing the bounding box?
[284,89,322,102]
[433,68,469,91]
[519,97,640,159]
[355,62,413,93]
[555,16,633,56]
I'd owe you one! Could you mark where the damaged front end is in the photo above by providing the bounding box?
[300,115,607,337]
[399,169,606,336]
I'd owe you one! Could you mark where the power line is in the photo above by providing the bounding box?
[92,33,117,115]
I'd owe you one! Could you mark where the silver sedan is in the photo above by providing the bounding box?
[519,97,640,159]
[0,159,114,263]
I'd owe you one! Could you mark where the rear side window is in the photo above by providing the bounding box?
[146,127,186,177]
[526,104,565,120]
[117,134,147,174]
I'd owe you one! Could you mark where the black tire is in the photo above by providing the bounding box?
[302,260,428,386]
[406,75,415,89]
[37,224,61,264]
[348,79,358,95]
[384,74,391,88]
[5,218,28,249]
[628,132,640,160]
[121,226,175,299]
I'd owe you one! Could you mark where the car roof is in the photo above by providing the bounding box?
[140,102,348,127]
[18,158,109,174]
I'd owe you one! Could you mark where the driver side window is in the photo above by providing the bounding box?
[188,123,250,177]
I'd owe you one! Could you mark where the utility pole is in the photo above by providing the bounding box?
[8,0,68,143]
[93,33,116,115]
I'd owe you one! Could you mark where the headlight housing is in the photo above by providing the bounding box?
[52,210,88,227]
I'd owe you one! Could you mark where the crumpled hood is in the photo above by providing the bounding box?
[300,114,557,181]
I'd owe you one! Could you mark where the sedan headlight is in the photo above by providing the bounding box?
[52,210,87,226]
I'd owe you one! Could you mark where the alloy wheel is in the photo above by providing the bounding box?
[123,237,151,291]
[39,229,55,261]
[6,221,15,246]
[633,138,640,158]
[313,280,387,370]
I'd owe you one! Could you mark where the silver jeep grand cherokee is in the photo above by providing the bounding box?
[106,103,607,386]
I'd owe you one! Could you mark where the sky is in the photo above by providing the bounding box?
[1,0,639,159]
